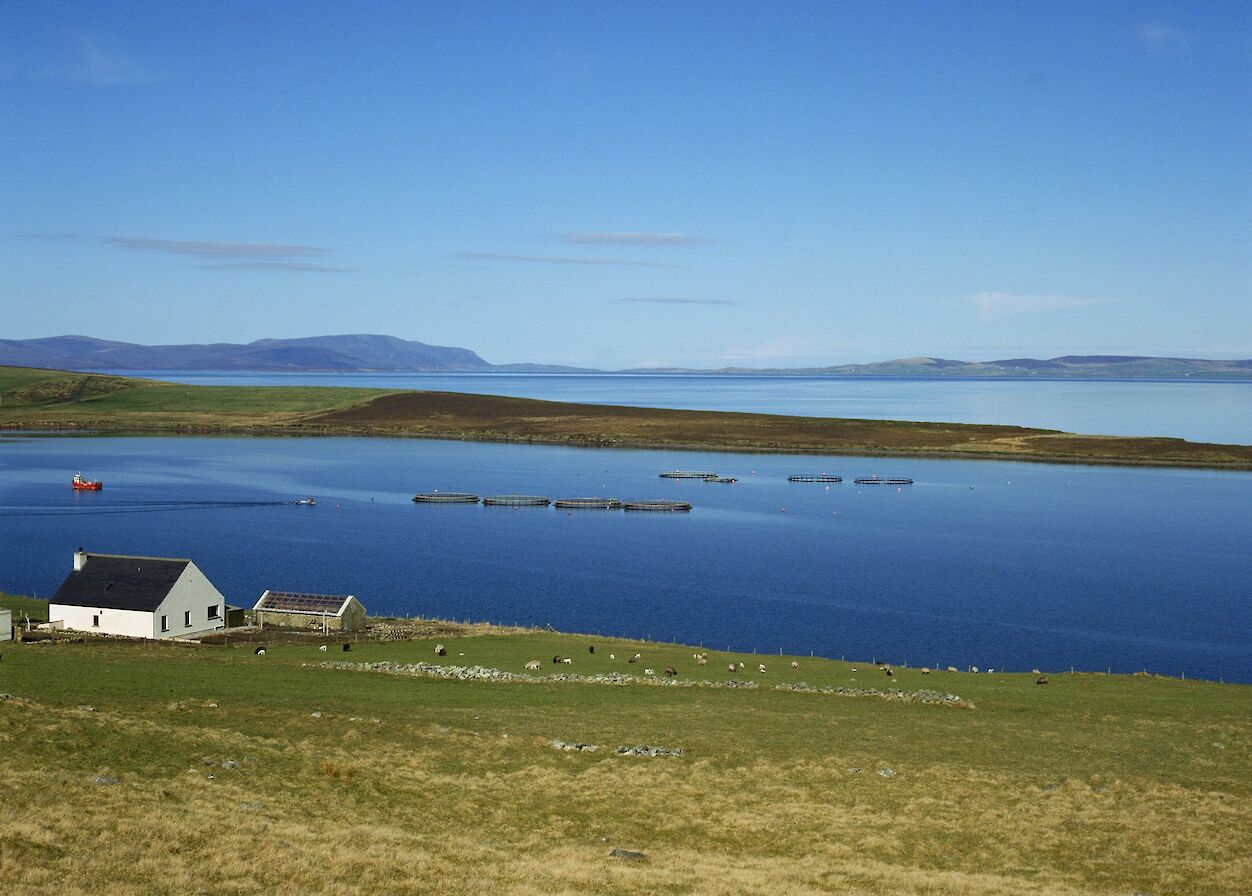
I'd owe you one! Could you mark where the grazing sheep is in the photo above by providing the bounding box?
[627,655,639,664]
[727,663,737,673]
[1036,675,1049,685]
[254,647,266,656]
[758,664,766,674]
[644,668,655,676]
[434,644,447,656]
[790,661,799,669]
[987,668,995,674]
[850,667,858,673]
[609,653,616,660]
[664,666,677,677]
[1031,668,1042,675]
[552,655,563,664]
[562,657,572,665]
[525,660,541,671]
[971,666,980,674]
[342,643,351,652]
[319,645,328,652]
[588,645,595,654]
[921,667,930,674]
[696,655,708,666]
[736,662,745,671]
[884,667,894,677]
[947,666,959,673]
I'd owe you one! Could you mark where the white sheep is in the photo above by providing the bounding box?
[609,654,616,660]
[736,662,745,671]
[319,645,328,652]
[524,660,541,671]
[790,661,799,669]
[561,657,572,664]
[758,664,766,674]
[727,663,736,673]
[434,643,447,656]
[696,655,708,666]
[644,668,655,676]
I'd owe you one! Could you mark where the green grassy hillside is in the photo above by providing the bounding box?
[0,628,1248,895]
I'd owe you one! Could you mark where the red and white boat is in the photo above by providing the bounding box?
[71,472,103,491]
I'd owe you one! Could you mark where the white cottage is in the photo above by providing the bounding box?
[50,549,229,639]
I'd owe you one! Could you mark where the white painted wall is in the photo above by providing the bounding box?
[51,560,230,640]
[153,561,229,639]
[0,608,11,641]
[49,604,153,638]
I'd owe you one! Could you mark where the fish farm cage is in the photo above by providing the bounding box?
[787,475,843,483]
[853,477,914,485]
[412,492,480,503]
[658,470,719,479]
[705,477,738,483]
[553,497,623,510]
[622,500,692,512]
[482,495,551,506]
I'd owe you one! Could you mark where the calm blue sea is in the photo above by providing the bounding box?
[3,435,1249,682]
[102,371,1252,445]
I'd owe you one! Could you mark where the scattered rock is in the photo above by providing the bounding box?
[616,744,683,757]
[77,705,96,712]
[94,775,119,786]
[1036,675,1049,685]
[609,849,646,861]
[243,755,258,765]
[221,759,241,770]
[207,702,218,708]
[552,740,598,753]
[847,767,862,774]
[877,767,897,778]
[240,802,264,811]
[310,711,323,718]
[0,693,14,701]
[1212,742,1225,750]
[202,756,217,766]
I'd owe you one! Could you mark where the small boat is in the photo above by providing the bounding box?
[292,497,317,506]
[71,472,103,491]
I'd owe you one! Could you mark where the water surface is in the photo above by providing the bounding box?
[4,435,1248,682]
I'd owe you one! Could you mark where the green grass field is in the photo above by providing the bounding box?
[1,614,1248,895]
[3,365,1250,468]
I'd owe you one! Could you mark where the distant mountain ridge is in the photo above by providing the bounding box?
[0,334,490,372]
[0,336,1248,377]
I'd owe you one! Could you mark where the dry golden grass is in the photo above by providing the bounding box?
[2,637,1249,896]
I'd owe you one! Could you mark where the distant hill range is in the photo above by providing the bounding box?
[0,336,1248,378]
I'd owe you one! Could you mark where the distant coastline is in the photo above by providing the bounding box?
[3,365,1250,470]
[2,335,1249,379]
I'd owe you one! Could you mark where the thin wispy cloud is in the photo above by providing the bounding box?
[194,262,350,272]
[452,251,687,270]
[967,292,1105,323]
[615,297,736,306]
[73,35,161,86]
[1135,23,1194,55]
[104,237,330,258]
[562,231,710,247]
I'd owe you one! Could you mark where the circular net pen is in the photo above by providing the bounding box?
[788,474,843,483]
[412,492,480,504]
[658,470,718,479]
[853,477,914,485]
[623,500,693,512]
[705,477,738,484]
[553,497,623,510]
[482,494,551,507]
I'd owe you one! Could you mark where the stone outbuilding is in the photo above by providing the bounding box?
[252,591,366,632]
[50,548,230,639]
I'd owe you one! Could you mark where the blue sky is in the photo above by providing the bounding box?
[2,1,1248,368]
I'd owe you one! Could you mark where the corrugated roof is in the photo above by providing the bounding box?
[254,591,353,615]
[52,554,190,612]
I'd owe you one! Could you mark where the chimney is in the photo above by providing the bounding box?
[73,547,87,571]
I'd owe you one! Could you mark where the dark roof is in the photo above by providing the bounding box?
[52,554,190,612]
[254,591,354,615]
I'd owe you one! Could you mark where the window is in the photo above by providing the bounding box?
[160,615,169,632]
[207,605,220,620]
[184,610,192,627]
[92,614,100,627]
[105,582,117,592]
